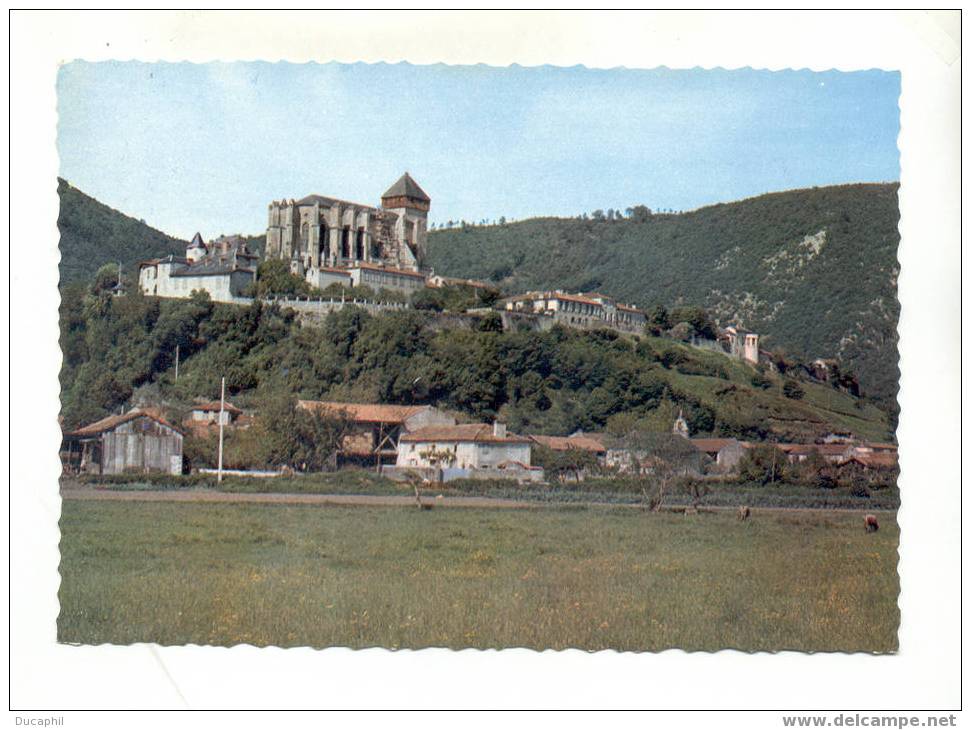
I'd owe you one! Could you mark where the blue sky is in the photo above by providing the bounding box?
[57,61,900,240]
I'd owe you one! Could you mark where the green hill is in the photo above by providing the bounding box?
[58,290,891,443]
[57,178,188,286]
[426,183,900,409]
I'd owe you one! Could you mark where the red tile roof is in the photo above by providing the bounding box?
[297,400,431,424]
[191,401,243,415]
[400,423,530,444]
[529,434,606,453]
[66,409,182,438]
[810,443,855,456]
[845,453,898,469]
[690,438,744,454]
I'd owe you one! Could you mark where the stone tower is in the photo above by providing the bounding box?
[380,172,430,268]
[672,409,690,439]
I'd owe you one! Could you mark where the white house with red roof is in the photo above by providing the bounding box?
[396,422,543,482]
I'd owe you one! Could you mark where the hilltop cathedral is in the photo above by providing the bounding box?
[264,173,432,293]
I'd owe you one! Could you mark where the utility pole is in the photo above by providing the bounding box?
[217,376,226,483]
[174,344,180,381]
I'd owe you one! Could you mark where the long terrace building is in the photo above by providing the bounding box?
[502,290,647,334]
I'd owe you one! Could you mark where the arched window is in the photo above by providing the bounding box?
[319,223,328,261]
[341,227,351,259]
[300,222,310,254]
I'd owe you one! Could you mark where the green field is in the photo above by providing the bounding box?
[58,501,899,652]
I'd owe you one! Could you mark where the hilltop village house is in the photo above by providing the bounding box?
[188,400,244,426]
[61,409,184,476]
[297,400,456,467]
[690,437,749,472]
[266,173,432,294]
[502,290,648,334]
[722,326,761,365]
[394,422,543,482]
[138,234,259,302]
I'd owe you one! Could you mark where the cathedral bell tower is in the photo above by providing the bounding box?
[380,172,430,270]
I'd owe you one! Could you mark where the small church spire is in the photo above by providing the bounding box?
[672,408,690,438]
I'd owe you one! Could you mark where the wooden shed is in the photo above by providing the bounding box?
[62,409,184,476]
[296,400,456,467]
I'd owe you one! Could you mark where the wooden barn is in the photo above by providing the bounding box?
[61,409,184,476]
[296,400,456,467]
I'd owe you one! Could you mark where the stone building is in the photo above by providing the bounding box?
[188,400,244,426]
[61,409,184,476]
[397,422,542,478]
[691,437,749,472]
[138,233,258,303]
[265,173,431,293]
[502,290,647,334]
[722,326,760,365]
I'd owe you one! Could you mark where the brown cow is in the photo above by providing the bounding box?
[737,505,751,521]
[864,514,879,533]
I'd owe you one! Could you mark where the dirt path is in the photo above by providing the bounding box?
[59,486,896,514]
[59,487,538,509]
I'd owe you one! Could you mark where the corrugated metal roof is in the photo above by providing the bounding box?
[66,409,182,438]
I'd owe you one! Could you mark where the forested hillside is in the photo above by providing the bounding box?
[426,183,900,408]
[57,178,188,285]
[59,286,891,443]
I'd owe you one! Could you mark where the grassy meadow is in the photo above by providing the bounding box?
[58,501,899,652]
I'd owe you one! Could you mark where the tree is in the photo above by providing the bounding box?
[795,449,836,489]
[91,262,121,295]
[737,444,790,485]
[604,431,702,511]
[669,306,717,340]
[630,205,653,222]
[532,444,599,483]
[477,311,504,332]
[750,371,772,390]
[645,304,670,335]
[256,390,349,471]
[251,259,312,298]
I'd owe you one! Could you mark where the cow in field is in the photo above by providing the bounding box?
[864,514,879,533]
[737,505,751,521]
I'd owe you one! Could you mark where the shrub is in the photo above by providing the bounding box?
[659,348,688,369]
[737,444,790,485]
[477,312,504,332]
[783,380,805,400]
[750,372,772,390]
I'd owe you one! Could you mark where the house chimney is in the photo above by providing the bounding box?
[493,421,506,438]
